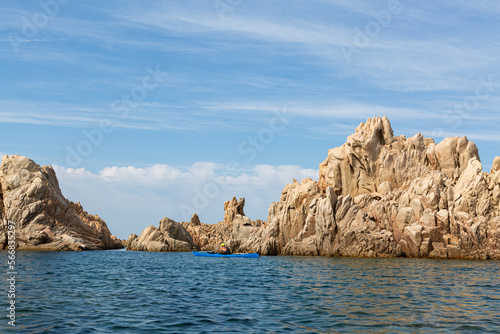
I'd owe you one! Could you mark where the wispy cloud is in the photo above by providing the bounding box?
[201,101,441,121]
[0,38,69,43]
[110,1,500,93]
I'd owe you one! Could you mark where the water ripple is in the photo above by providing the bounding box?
[1,251,499,333]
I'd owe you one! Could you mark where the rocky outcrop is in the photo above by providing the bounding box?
[0,155,122,250]
[318,116,479,196]
[234,178,402,257]
[121,116,499,259]
[223,196,245,224]
[231,117,500,259]
[181,214,232,251]
[126,217,199,251]
[179,197,262,251]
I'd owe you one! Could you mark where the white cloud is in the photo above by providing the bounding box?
[115,5,353,47]
[98,164,185,184]
[53,162,318,239]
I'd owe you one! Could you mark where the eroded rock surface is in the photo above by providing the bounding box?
[318,116,479,196]
[179,197,262,251]
[230,117,500,259]
[0,155,122,250]
[126,217,199,251]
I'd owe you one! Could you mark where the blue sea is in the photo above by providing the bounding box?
[2,250,500,333]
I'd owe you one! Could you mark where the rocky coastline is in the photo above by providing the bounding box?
[2,116,499,259]
[131,116,500,259]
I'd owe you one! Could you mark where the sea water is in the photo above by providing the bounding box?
[1,250,499,333]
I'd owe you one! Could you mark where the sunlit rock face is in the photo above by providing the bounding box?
[126,217,200,252]
[230,117,500,259]
[0,155,122,251]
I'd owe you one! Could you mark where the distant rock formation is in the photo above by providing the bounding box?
[181,214,231,251]
[0,155,122,250]
[231,117,500,260]
[126,217,199,252]
[180,197,262,251]
[223,196,245,224]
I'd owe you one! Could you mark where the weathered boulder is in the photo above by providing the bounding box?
[0,155,122,251]
[435,136,480,179]
[190,213,201,226]
[231,214,253,240]
[126,217,199,251]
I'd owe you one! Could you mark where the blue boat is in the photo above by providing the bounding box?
[192,251,259,258]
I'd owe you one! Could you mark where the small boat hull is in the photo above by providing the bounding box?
[192,251,259,258]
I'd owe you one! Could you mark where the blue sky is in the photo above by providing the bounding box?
[1,0,499,238]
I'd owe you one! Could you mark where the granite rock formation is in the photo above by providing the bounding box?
[179,197,262,251]
[126,217,199,252]
[182,198,235,251]
[231,117,500,259]
[318,116,480,196]
[180,212,232,251]
[0,155,122,250]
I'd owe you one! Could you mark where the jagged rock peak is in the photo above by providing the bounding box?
[223,196,245,225]
[354,115,394,146]
[491,156,500,174]
[319,116,480,197]
[190,213,201,226]
[126,217,199,252]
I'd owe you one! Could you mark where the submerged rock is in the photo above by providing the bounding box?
[0,155,122,250]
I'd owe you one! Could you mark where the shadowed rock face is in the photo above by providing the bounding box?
[0,155,122,251]
[230,117,500,259]
[125,217,199,252]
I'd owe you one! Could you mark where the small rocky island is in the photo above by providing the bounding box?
[130,116,500,260]
[0,155,122,250]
